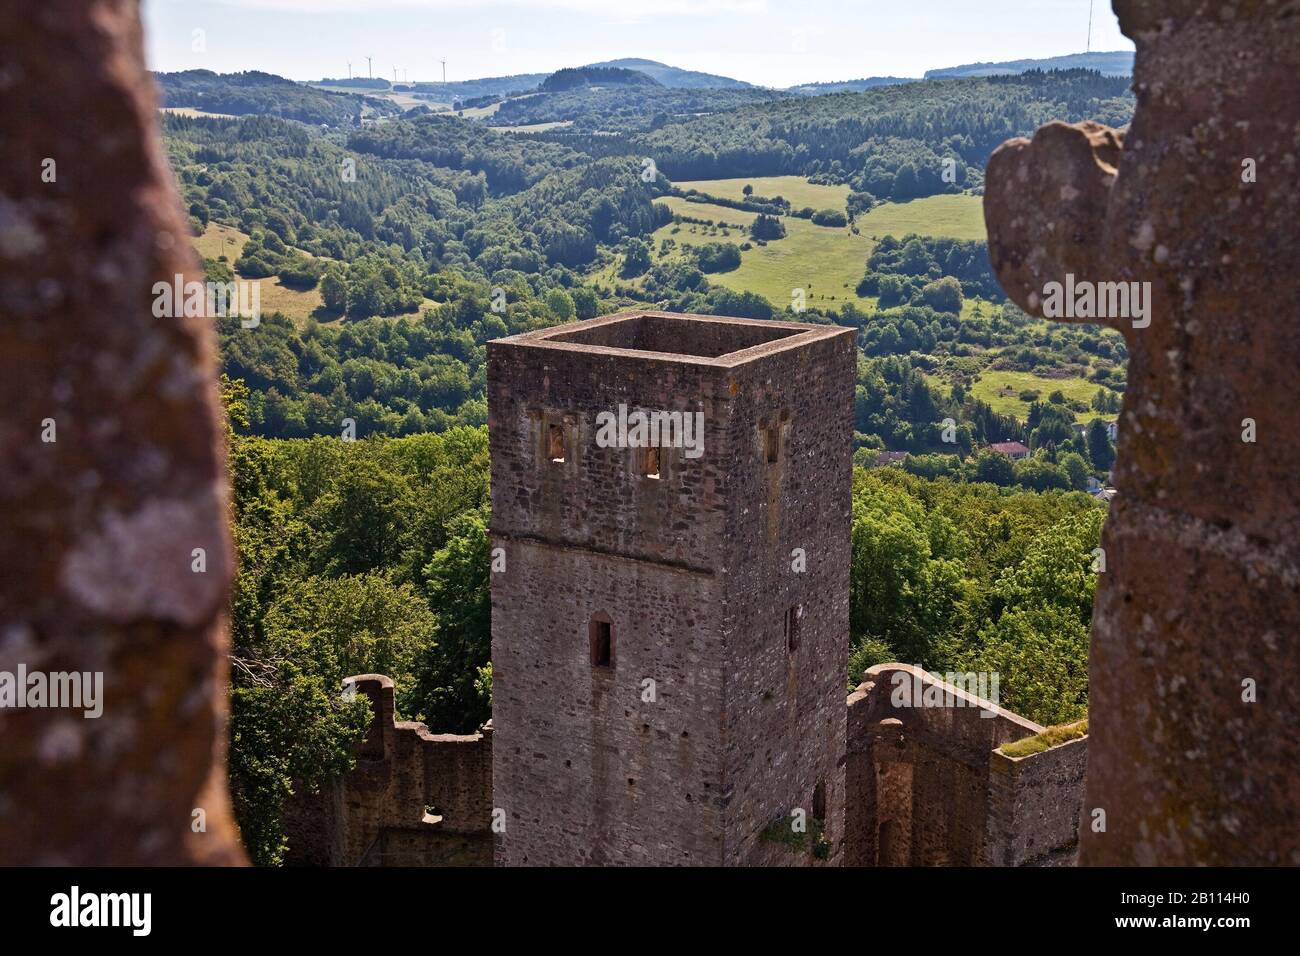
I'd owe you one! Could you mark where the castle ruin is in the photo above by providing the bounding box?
[288,311,1087,867]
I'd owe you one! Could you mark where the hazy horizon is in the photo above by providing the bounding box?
[143,0,1132,88]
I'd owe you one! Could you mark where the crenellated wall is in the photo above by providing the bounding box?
[284,675,494,867]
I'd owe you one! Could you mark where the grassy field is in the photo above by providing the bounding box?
[642,184,989,310]
[309,86,437,112]
[856,193,986,242]
[194,223,326,324]
[969,370,1119,422]
[192,222,436,327]
[673,175,850,211]
[193,222,250,261]
[652,196,873,309]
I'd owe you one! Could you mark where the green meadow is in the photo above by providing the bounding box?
[673,174,850,211]
[855,193,986,242]
[193,222,435,326]
[652,196,872,309]
[969,370,1120,422]
[643,180,987,310]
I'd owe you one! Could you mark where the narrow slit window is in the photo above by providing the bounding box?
[590,617,613,668]
[642,446,661,479]
[548,422,565,463]
[812,781,826,823]
[785,605,800,652]
[765,423,780,464]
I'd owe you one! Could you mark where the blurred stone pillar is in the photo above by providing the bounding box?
[984,1,1299,864]
[0,0,243,863]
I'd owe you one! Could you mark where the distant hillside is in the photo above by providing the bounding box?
[925,51,1133,78]
[787,76,915,95]
[316,77,390,90]
[156,70,398,125]
[363,59,749,102]
[489,84,789,133]
[395,73,550,102]
[583,58,753,89]
[542,66,661,92]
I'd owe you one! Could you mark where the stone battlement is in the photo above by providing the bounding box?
[284,675,493,866]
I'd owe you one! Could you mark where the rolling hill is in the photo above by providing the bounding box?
[583,57,754,89]
[787,77,915,95]
[924,50,1134,78]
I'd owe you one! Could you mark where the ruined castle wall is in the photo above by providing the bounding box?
[843,666,1059,866]
[986,736,1088,867]
[488,325,737,865]
[983,3,1300,865]
[491,539,726,865]
[719,333,855,866]
[283,675,493,867]
[843,686,876,865]
[489,312,853,866]
[0,0,243,865]
[422,727,495,832]
[487,331,730,568]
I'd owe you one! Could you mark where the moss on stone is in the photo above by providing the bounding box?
[999,718,1089,758]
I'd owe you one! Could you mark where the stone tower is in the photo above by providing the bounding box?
[488,310,854,865]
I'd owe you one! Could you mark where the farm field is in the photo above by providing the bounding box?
[193,221,250,261]
[673,175,850,211]
[855,193,986,242]
[491,120,574,133]
[193,222,436,326]
[195,223,325,324]
[645,183,990,310]
[969,369,1120,422]
[652,196,873,309]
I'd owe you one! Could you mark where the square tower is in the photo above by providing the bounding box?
[488,310,854,865]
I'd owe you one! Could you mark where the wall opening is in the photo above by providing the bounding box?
[812,781,826,823]
[589,614,614,669]
[642,446,661,479]
[765,422,780,463]
[548,422,566,462]
[785,605,800,652]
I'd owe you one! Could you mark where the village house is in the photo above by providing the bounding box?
[988,440,1030,460]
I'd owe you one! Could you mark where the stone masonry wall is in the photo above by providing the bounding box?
[718,332,855,866]
[0,0,242,865]
[488,311,853,866]
[986,736,1088,867]
[488,315,732,865]
[844,664,1085,866]
[284,675,493,867]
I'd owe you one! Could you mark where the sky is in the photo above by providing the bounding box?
[143,0,1132,88]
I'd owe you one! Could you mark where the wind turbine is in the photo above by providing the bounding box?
[1086,0,1094,52]
[366,55,373,79]
[347,60,352,79]
[441,58,447,84]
